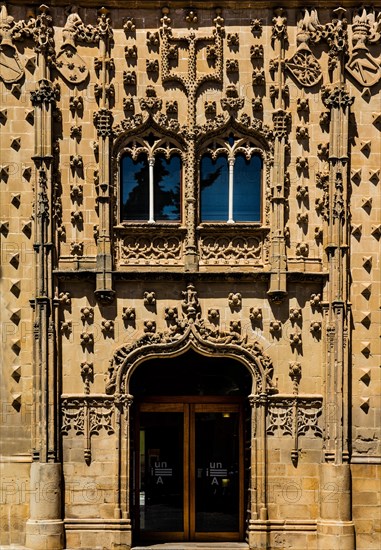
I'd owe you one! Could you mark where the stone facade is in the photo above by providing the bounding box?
[0,2,380,549]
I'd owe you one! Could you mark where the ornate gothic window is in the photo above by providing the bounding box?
[200,135,262,223]
[120,135,182,223]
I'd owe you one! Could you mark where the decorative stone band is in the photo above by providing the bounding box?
[117,232,184,265]
[266,395,323,438]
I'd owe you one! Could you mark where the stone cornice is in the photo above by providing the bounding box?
[6,1,369,10]
[53,269,328,282]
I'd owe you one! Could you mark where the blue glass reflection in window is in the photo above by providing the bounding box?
[154,153,181,221]
[200,154,229,222]
[121,153,149,221]
[234,153,261,222]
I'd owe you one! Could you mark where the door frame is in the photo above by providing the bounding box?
[134,396,245,543]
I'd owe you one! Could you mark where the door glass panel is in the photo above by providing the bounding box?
[195,411,240,532]
[139,412,184,532]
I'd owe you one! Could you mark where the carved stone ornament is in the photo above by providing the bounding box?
[321,85,354,110]
[93,108,113,137]
[346,8,381,87]
[61,396,115,463]
[285,48,321,88]
[285,9,322,88]
[267,397,323,438]
[200,234,262,265]
[31,79,59,106]
[106,283,276,396]
[55,7,97,84]
[0,5,24,83]
[272,8,288,42]
[119,234,182,265]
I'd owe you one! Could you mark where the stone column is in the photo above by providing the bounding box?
[267,9,288,302]
[247,393,269,550]
[316,9,355,549]
[25,7,64,548]
[93,8,115,305]
[25,463,64,549]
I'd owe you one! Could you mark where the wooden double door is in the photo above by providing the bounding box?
[135,397,244,543]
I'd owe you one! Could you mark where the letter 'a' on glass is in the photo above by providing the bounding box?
[121,153,149,221]
[234,153,262,222]
[200,154,229,222]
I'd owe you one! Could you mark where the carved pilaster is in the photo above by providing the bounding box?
[268,8,288,301]
[25,7,64,548]
[94,7,115,304]
[247,391,268,550]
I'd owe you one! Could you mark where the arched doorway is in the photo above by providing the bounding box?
[130,350,252,544]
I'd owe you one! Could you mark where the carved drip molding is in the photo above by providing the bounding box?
[106,284,277,396]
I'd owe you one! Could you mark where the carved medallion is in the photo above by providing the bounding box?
[285,48,322,87]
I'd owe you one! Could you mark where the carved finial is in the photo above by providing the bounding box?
[185,10,198,25]
[181,283,200,322]
[289,361,302,394]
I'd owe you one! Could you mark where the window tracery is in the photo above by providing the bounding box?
[119,134,183,223]
[200,134,263,223]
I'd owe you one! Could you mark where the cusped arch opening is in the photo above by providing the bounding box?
[129,349,252,398]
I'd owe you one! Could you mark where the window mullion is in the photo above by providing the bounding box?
[148,156,155,224]
[228,157,235,224]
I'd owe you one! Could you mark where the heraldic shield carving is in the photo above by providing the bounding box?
[346,8,381,88]
[285,9,322,88]
[0,5,24,83]
[0,42,23,83]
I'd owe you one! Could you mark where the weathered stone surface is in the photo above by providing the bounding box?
[0,2,380,550]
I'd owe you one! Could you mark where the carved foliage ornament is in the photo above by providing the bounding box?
[321,85,354,110]
[120,234,182,264]
[267,398,323,438]
[200,235,262,264]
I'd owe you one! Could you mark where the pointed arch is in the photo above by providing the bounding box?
[106,320,277,397]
